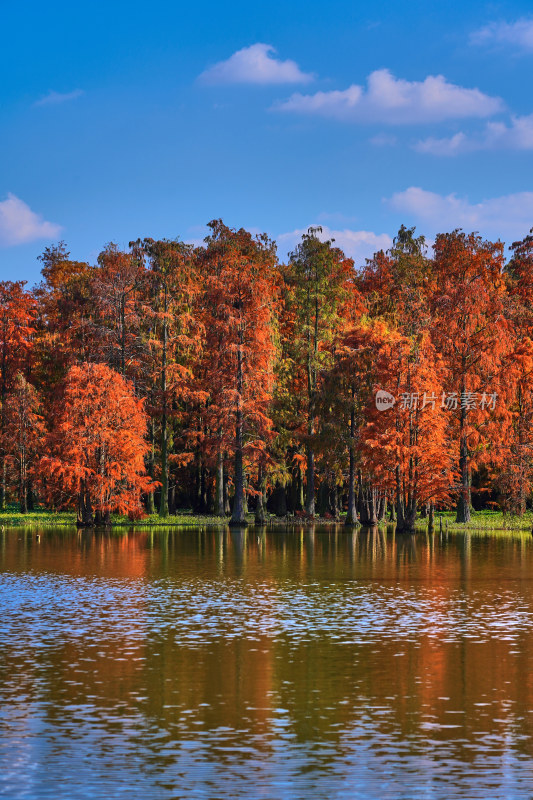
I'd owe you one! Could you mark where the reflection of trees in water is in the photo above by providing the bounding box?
[3,527,533,772]
[230,527,247,573]
[395,532,418,564]
[358,525,388,561]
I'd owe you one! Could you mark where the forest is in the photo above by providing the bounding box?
[1,219,533,531]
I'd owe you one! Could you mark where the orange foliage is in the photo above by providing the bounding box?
[40,363,155,524]
[3,220,532,524]
[3,373,46,512]
[430,231,511,520]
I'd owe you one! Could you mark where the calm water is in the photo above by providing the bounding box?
[1,527,533,799]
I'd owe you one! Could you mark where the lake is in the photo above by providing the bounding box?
[1,526,533,799]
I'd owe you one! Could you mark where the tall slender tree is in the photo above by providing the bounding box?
[3,374,46,512]
[134,238,201,517]
[198,221,278,526]
[0,281,36,509]
[286,228,354,517]
[430,231,510,522]
[92,243,145,377]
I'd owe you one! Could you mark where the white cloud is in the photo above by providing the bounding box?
[471,17,533,51]
[277,225,392,263]
[388,187,533,240]
[370,132,398,147]
[198,44,313,86]
[34,89,84,107]
[415,132,471,156]
[0,194,62,246]
[416,114,533,155]
[274,69,503,124]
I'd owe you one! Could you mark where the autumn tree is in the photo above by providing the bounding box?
[497,229,533,513]
[0,281,36,508]
[430,231,510,522]
[361,330,453,531]
[198,221,278,526]
[3,374,46,512]
[285,228,355,517]
[359,225,431,334]
[322,312,454,531]
[134,237,202,517]
[92,243,145,377]
[40,363,154,525]
[34,242,94,389]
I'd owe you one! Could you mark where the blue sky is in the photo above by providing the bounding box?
[2,0,533,284]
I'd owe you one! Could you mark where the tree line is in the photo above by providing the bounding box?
[1,219,532,530]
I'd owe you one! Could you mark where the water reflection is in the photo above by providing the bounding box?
[1,527,533,799]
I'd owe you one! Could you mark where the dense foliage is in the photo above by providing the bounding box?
[2,220,533,529]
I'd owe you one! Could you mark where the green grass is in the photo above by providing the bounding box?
[1,506,532,534]
[0,508,234,529]
[0,509,76,527]
[0,508,275,529]
[422,509,533,533]
[117,511,242,527]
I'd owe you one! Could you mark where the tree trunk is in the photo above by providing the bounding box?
[377,494,387,522]
[201,463,208,513]
[146,418,156,514]
[77,481,94,527]
[298,464,304,511]
[94,508,111,526]
[305,443,315,516]
[19,483,28,514]
[194,447,202,512]
[395,464,405,529]
[0,459,5,512]
[396,488,417,532]
[215,448,225,516]
[159,283,169,518]
[223,459,231,514]
[350,482,361,521]
[242,476,248,515]
[230,332,247,527]
[168,483,176,515]
[345,399,358,526]
[255,464,267,525]
[397,490,417,533]
[336,482,342,519]
[268,482,287,516]
[230,446,246,525]
[456,430,471,523]
[397,505,417,533]
[19,446,28,514]
[456,380,471,523]
[318,480,328,517]
[27,481,35,511]
[358,482,378,526]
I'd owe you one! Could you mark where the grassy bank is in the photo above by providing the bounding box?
[0,510,76,527]
[0,509,344,529]
[420,510,533,533]
[1,507,533,532]
[0,509,233,528]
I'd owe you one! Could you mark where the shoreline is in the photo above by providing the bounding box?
[1,509,533,534]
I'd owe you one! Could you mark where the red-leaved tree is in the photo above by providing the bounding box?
[40,362,155,525]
